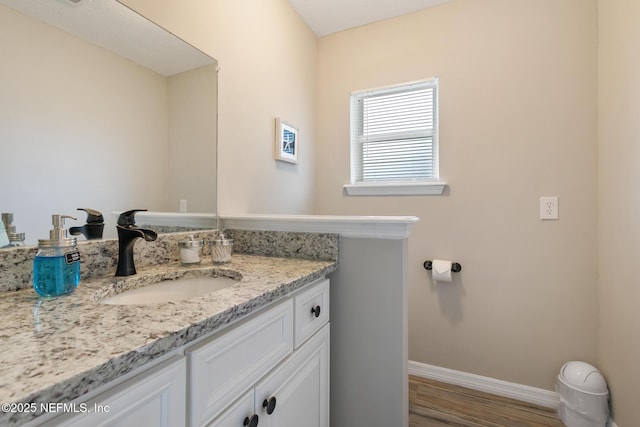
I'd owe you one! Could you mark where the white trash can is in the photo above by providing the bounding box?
[557,361,609,427]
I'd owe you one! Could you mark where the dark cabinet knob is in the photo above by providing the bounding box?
[262,396,277,415]
[311,305,321,318]
[243,414,258,427]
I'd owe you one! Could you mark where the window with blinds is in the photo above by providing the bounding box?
[350,79,438,184]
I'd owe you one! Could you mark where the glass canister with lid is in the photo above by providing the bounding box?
[179,235,204,266]
[210,231,233,263]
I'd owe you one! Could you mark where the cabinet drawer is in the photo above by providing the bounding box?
[294,279,330,348]
[188,300,293,426]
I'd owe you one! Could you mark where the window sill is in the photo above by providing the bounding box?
[343,181,447,196]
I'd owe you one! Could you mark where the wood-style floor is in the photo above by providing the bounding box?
[409,376,565,427]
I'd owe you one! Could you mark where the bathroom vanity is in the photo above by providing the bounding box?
[0,230,337,426]
[1,216,417,427]
[34,279,330,427]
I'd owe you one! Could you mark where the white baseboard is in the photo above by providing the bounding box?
[408,360,560,409]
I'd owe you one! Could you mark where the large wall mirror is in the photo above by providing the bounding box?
[0,0,218,246]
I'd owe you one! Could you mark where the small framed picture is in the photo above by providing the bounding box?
[274,118,298,164]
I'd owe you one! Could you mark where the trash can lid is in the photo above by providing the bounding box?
[558,361,608,394]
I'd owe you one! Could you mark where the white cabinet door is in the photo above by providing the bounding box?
[46,357,186,427]
[254,324,329,427]
[206,390,256,427]
[188,300,293,426]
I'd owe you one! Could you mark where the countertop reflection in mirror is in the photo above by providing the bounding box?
[0,0,218,246]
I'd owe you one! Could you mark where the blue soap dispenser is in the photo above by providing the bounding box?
[33,214,81,297]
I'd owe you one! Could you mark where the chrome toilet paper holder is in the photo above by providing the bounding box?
[423,260,462,273]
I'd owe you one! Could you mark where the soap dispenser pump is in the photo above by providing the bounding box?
[1,213,26,247]
[33,214,81,297]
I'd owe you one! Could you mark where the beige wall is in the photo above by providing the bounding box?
[598,0,640,424]
[121,0,318,216]
[316,0,599,390]
[167,64,218,213]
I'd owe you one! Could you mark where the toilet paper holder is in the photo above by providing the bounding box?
[423,260,462,273]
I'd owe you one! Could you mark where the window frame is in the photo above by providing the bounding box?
[345,78,446,196]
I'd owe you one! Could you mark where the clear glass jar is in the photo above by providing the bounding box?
[179,236,204,266]
[210,232,233,263]
[7,232,26,247]
[33,244,80,297]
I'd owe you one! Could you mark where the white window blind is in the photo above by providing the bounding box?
[350,79,438,183]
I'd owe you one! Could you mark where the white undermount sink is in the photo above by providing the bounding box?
[100,276,239,305]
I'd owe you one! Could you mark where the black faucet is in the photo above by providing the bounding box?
[70,208,105,240]
[115,209,157,276]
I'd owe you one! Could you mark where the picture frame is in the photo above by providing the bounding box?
[274,118,298,164]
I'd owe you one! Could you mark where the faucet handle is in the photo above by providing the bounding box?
[77,208,104,224]
[117,209,147,227]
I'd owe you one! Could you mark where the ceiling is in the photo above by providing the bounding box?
[0,0,214,75]
[287,0,451,36]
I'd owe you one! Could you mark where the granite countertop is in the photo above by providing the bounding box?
[0,254,337,426]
